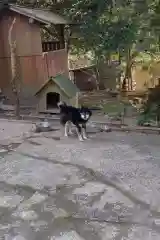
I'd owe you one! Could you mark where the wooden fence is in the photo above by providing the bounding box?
[78,90,119,106]
[77,89,148,107]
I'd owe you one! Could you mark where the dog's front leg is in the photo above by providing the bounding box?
[82,124,88,139]
[75,124,83,141]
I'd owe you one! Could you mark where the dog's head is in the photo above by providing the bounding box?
[80,106,92,121]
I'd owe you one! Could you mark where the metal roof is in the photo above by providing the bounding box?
[35,74,79,98]
[9,4,69,25]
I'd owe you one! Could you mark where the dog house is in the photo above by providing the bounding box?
[35,74,80,113]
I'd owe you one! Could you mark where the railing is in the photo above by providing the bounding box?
[42,41,61,52]
[78,90,119,106]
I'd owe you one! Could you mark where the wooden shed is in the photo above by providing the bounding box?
[0,2,70,106]
[35,74,80,113]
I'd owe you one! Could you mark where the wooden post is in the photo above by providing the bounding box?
[59,25,65,49]
[8,17,21,119]
[75,92,79,108]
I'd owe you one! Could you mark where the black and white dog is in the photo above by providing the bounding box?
[58,101,92,141]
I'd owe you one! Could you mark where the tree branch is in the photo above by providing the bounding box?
[42,25,60,40]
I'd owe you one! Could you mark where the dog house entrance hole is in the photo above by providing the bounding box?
[46,92,60,109]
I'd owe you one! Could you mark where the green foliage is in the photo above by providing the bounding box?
[16,0,160,70]
[138,83,160,126]
[65,0,139,59]
[150,1,160,51]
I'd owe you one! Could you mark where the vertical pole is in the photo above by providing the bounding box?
[59,25,65,49]
[8,17,21,119]
[76,92,79,108]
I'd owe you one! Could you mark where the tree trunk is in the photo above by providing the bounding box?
[122,48,133,91]
[95,67,100,90]
[8,18,21,119]
[64,25,72,54]
[15,93,20,119]
[118,49,122,90]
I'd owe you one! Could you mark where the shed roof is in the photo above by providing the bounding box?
[35,74,79,98]
[6,4,70,25]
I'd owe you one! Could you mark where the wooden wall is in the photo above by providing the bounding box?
[0,11,69,106]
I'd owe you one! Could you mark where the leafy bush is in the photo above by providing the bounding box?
[137,84,160,126]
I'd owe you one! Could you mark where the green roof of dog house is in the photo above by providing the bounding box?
[35,74,80,98]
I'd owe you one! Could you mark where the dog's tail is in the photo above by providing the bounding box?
[57,101,68,114]
[58,101,69,125]
[57,101,67,110]
[57,101,67,108]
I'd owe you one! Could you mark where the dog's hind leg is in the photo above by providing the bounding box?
[68,121,73,135]
[75,124,83,141]
[64,121,70,137]
[82,124,88,139]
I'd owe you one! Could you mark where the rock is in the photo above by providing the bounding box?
[103,125,112,132]
[34,120,52,133]
[12,210,38,221]
[13,236,27,240]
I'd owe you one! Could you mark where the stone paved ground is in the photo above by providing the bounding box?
[0,121,160,239]
[0,120,32,144]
